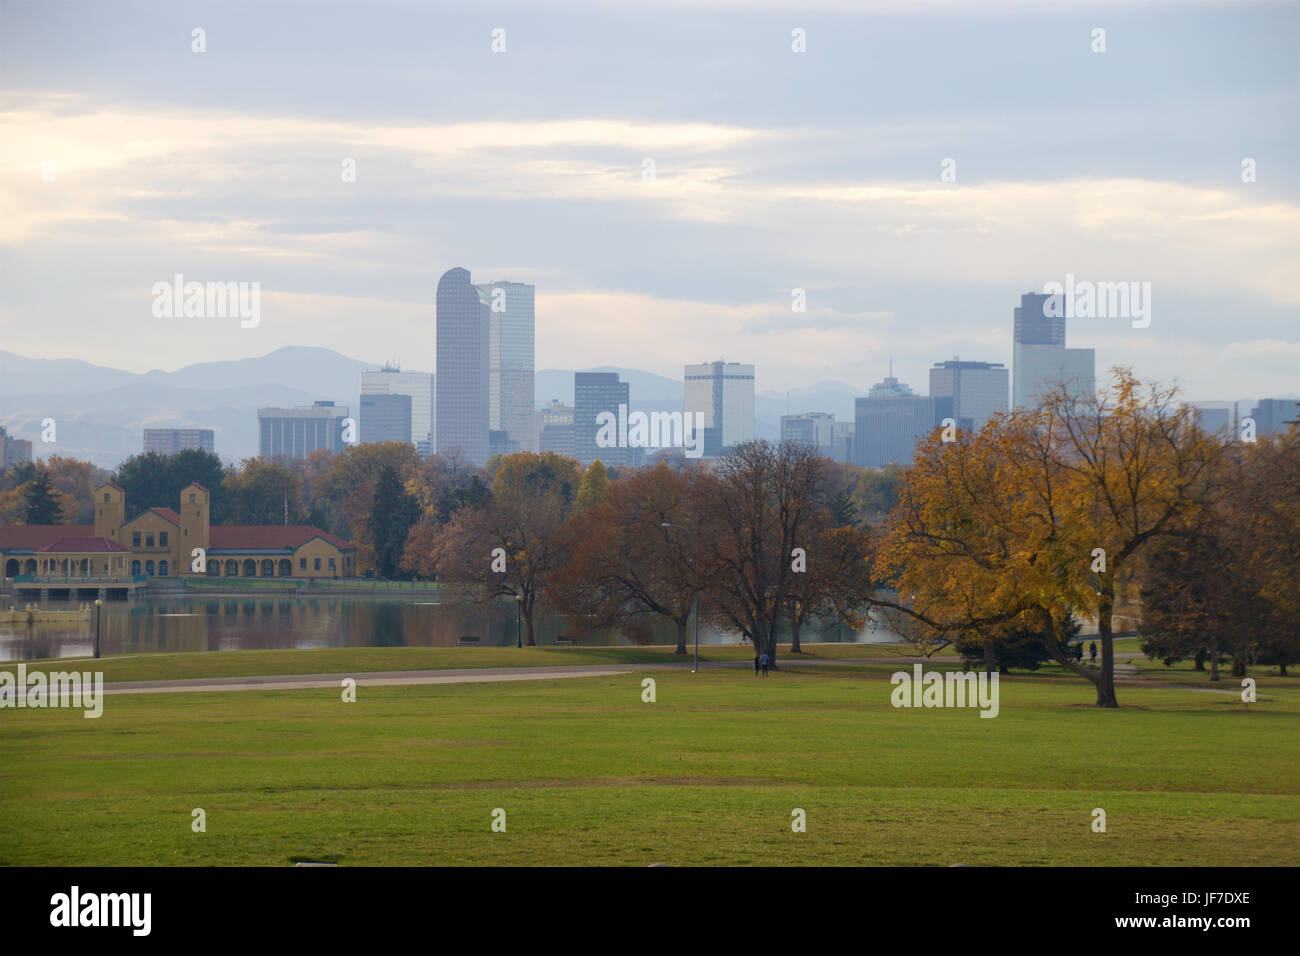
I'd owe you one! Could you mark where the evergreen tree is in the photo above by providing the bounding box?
[369,465,419,579]
[23,470,64,524]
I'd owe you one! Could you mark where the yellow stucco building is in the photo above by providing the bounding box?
[1,481,356,582]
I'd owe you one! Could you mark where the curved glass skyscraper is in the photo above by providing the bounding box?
[435,267,490,465]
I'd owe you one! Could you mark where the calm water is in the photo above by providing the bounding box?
[0,595,900,660]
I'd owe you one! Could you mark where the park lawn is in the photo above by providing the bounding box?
[0,642,926,684]
[1,663,1297,867]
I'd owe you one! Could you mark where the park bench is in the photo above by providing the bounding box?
[555,636,573,646]
[456,636,481,647]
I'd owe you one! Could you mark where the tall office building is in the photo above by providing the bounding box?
[929,358,1009,433]
[436,267,491,465]
[361,365,434,455]
[1014,292,1065,346]
[476,280,536,452]
[780,412,836,448]
[684,361,755,453]
[536,400,576,459]
[0,426,33,470]
[1191,402,1237,439]
[853,373,952,468]
[143,428,216,457]
[258,401,349,460]
[575,372,629,467]
[360,393,413,445]
[1249,398,1299,436]
[1012,291,1095,409]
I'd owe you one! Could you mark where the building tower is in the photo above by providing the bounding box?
[436,267,491,465]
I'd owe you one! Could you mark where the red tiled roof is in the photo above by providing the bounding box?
[98,481,124,493]
[0,525,95,550]
[185,482,209,493]
[208,526,353,551]
[150,507,182,525]
[37,536,132,553]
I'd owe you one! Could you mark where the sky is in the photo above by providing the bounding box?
[1,0,1297,404]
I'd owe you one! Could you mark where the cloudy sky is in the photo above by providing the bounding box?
[1,0,1297,403]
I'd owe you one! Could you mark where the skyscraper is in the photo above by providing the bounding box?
[361,365,434,455]
[360,393,413,445]
[683,361,755,452]
[574,372,629,467]
[929,358,1009,433]
[476,280,536,453]
[258,402,349,460]
[780,412,836,449]
[1249,398,1299,436]
[143,428,216,456]
[436,267,491,465]
[1012,291,1096,409]
[853,373,952,468]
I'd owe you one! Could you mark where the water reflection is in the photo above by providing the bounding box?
[0,595,900,660]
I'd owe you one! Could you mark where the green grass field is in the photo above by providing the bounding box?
[2,652,1296,866]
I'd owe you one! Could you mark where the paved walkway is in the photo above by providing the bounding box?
[97,651,1155,696]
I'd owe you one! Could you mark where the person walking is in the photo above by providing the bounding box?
[754,653,760,677]
[760,651,770,677]
[1089,641,1097,664]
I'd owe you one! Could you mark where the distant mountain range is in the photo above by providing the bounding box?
[0,348,868,469]
[3,349,1279,471]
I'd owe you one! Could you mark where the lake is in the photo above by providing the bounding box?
[0,594,902,660]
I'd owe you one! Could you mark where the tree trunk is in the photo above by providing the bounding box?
[524,608,536,646]
[790,615,802,654]
[674,616,688,656]
[1209,640,1220,681]
[983,640,995,677]
[766,624,779,670]
[1095,579,1119,707]
[1194,651,1205,672]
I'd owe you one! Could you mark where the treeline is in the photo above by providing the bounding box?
[4,369,1295,709]
[398,369,1298,708]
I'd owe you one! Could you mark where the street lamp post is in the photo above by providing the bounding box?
[93,599,102,660]
[515,593,522,648]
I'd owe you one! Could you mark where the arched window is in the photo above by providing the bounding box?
[4,558,18,576]
[159,560,169,577]
[225,559,239,577]
[145,560,155,576]
[261,559,275,577]
[207,561,220,577]
[131,560,141,576]
[278,559,292,577]
[243,559,257,577]
[23,559,36,574]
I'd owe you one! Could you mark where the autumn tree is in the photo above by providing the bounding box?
[552,462,708,654]
[699,440,828,667]
[879,370,1227,707]
[431,452,581,645]
[575,459,611,511]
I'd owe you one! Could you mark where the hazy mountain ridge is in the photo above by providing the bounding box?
[3,349,1282,470]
